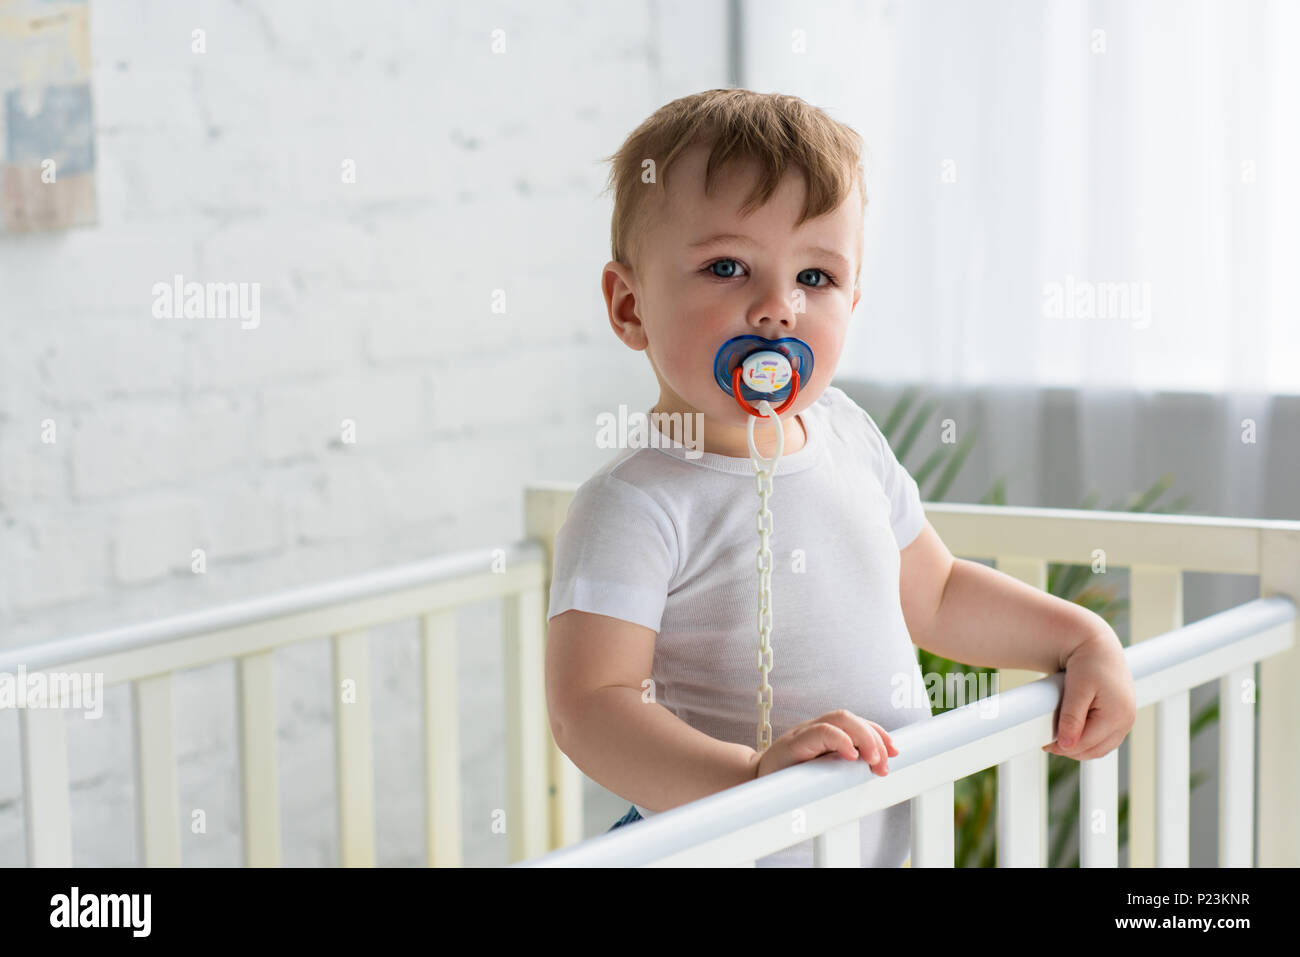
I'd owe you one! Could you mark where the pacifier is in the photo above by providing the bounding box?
[712,335,814,417]
[712,335,816,754]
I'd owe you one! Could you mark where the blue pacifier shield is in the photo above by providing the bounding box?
[713,335,814,404]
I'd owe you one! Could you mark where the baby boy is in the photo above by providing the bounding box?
[545,88,1136,866]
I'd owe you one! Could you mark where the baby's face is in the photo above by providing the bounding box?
[608,143,862,431]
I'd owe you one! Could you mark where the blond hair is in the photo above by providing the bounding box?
[600,88,867,280]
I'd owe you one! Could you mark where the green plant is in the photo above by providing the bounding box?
[877,386,1211,867]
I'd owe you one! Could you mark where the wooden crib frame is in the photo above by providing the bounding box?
[4,487,1297,867]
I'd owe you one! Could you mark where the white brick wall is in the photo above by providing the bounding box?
[0,0,727,865]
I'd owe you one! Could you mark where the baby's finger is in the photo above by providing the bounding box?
[1072,730,1128,762]
[866,731,891,773]
[866,721,900,756]
[802,723,859,762]
[812,711,893,774]
[845,728,888,775]
[1061,713,1111,758]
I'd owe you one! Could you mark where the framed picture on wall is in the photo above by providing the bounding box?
[0,0,97,233]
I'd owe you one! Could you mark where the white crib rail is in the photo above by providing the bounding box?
[3,541,548,867]
[517,595,1295,867]
[6,490,1297,869]
[525,486,1300,867]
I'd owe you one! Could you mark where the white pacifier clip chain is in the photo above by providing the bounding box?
[748,399,785,754]
[713,337,810,757]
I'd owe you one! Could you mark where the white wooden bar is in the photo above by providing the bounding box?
[996,749,1042,867]
[132,674,181,866]
[19,706,73,867]
[237,651,281,867]
[421,610,461,867]
[992,555,1048,867]
[0,545,546,686]
[1218,663,1254,866]
[504,586,549,864]
[1079,750,1119,867]
[1154,689,1189,866]
[1129,566,1183,868]
[1258,526,1300,866]
[525,484,586,851]
[332,629,375,867]
[813,818,861,867]
[930,505,1267,574]
[910,780,954,867]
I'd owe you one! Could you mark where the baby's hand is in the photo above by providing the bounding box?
[753,709,898,779]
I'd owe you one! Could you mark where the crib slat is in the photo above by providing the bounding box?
[1155,689,1190,865]
[1129,566,1183,868]
[525,485,586,851]
[422,610,462,867]
[813,818,861,867]
[992,555,1049,866]
[332,629,376,866]
[133,674,182,866]
[1218,664,1254,866]
[997,749,1042,866]
[1079,749,1118,867]
[19,706,73,866]
[1257,528,1300,867]
[910,780,954,867]
[237,651,282,867]
[504,586,548,864]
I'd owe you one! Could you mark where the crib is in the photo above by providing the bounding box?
[3,485,1298,867]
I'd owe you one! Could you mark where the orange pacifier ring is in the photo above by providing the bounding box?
[731,364,800,417]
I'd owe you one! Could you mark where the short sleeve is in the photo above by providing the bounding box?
[842,393,927,550]
[546,474,678,633]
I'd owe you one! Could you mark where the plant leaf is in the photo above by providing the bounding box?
[928,430,978,502]
[894,398,938,462]
[880,387,921,441]
[912,446,950,486]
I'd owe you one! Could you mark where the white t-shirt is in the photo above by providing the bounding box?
[547,385,933,867]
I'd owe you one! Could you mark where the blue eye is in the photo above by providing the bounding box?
[799,268,837,288]
[702,259,839,287]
